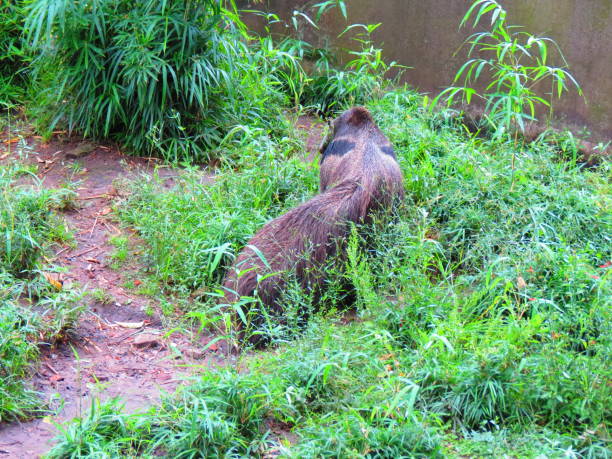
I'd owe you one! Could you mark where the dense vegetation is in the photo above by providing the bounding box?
[0,0,610,457]
[53,87,606,458]
[0,1,30,106]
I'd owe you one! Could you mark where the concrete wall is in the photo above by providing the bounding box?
[244,0,612,141]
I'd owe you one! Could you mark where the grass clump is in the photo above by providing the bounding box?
[117,132,318,293]
[1,164,75,276]
[46,398,145,458]
[0,162,84,422]
[291,414,442,459]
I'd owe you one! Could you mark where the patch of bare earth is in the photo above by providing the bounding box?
[296,115,326,163]
[0,139,227,458]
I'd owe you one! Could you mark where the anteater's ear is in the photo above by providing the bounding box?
[346,107,373,127]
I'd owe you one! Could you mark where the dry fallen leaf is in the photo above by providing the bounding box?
[115,321,144,329]
[42,272,63,290]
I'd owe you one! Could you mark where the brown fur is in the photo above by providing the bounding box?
[222,107,404,338]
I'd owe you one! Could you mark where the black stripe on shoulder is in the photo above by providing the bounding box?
[381,145,396,157]
[322,139,355,158]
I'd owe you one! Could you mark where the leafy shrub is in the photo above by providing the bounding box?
[26,0,293,161]
[0,1,30,106]
[296,23,402,115]
[248,2,399,116]
[150,372,269,457]
[518,345,611,428]
[432,0,582,140]
[271,343,365,421]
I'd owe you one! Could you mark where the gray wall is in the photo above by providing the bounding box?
[244,0,612,141]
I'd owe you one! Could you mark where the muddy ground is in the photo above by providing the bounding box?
[0,118,324,458]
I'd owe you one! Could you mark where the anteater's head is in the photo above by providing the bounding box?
[318,106,374,155]
[318,107,400,194]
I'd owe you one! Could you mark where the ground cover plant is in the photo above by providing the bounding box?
[0,160,84,422]
[48,85,610,457]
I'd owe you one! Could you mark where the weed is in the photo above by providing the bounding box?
[289,413,442,458]
[432,0,583,141]
[46,398,143,458]
[108,235,129,268]
[89,288,114,306]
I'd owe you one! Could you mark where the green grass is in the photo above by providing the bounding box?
[116,131,318,295]
[0,1,30,106]
[25,0,296,161]
[46,84,611,457]
[0,162,84,422]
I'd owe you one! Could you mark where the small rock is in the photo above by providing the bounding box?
[183,348,205,359]
[133,333,161,348]
[65,143,96,159]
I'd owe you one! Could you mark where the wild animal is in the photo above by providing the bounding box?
[222,107,404,344]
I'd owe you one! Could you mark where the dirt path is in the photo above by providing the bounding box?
[0,140,228,458]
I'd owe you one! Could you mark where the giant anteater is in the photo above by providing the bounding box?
[222,107,404,341]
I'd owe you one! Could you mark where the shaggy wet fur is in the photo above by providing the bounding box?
[222,107,404,338]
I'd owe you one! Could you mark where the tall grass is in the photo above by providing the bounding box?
[116,132,318,293]
[26,0,297,161]
[0,1,30,106]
